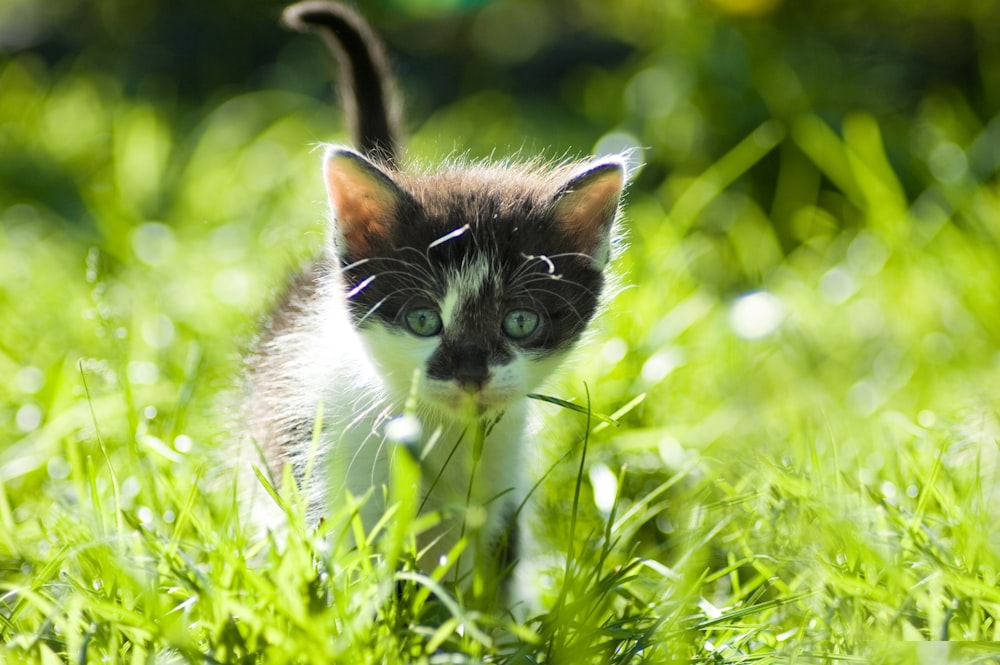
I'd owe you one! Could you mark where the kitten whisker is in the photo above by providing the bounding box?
[390,247,442,287]
[341,257,371,272]
[535,251,596,262]
[521,253,556,274]
[342,398,391,479]
[348,269,437,300]
[427,224,470,251]
[352,286,436,325]
[356,296,389,324]
[507,258,534,281]
[347,274,377,299]
[367,270,433,290]
[346,253,438,290]
[368,403,402,488]
[507,257,558,288]
[516,274,597,296]
[523,286,588,324]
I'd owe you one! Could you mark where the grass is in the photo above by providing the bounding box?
[2,51,1000,664]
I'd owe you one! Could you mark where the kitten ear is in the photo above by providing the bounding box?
[550,158,626,266]
[324,147,408,257]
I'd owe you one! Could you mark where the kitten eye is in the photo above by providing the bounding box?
[502,309,540,339]
[404,308,443,337]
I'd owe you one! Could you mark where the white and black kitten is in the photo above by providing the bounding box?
[239,1,626,599]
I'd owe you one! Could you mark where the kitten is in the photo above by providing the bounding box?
[239,0,626,602]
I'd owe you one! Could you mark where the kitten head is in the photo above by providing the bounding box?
[322,147,625,418]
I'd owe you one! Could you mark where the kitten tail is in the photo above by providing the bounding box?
[283,1,401,167]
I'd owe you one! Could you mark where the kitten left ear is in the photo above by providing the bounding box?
[324,147,409,257]
[550,158,626,266]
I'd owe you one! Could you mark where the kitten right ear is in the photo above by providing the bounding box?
[324,147,408,257]
[550,158,626,267]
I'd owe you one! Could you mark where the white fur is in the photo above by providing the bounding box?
[441,256,491,330]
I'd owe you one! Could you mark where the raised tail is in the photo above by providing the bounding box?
[283,1,401,167]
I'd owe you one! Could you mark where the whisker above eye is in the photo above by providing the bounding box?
[521,253,556,274]
[357,268,433,286]
[356,296,389,324]
[346,265,439,298]
[537,251,595,262]
[427,224,471,251]
[513,274,596,296]
[341,257,371,272]
[509,256,560,289]
[520,286,590,324]
[347,274,377,298]
[386,247,441,286]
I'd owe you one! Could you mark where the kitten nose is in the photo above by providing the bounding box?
[452,345,489,391]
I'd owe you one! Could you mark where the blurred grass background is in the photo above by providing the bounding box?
[2,0,1000,662]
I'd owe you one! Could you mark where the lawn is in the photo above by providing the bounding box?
[2,3,1000,663]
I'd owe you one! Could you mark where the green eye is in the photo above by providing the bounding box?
[404,308,443,337]
[502,309,540,339]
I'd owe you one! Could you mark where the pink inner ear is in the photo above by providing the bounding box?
[324,152,399,257]
[553,165,624,259]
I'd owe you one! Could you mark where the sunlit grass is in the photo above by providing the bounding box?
[2,52,1000,664]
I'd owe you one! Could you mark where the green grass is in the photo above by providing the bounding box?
[2,52,1000,664]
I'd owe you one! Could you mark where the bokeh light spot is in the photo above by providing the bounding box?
[16,404,42,432]
[385,414,422,445]
[928,142,967,183]
[589,462,618,515]
[212,268,254,307]
[15,366,45,394]
[641,347,683,385]
[174,435,194,453]
[131,222,177,267]
[819,267,856,304]
[846,232,888,277]
[142,314,175,349]
[470,0,550,65]
[729,291,785,340]
[127,361,159,386]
